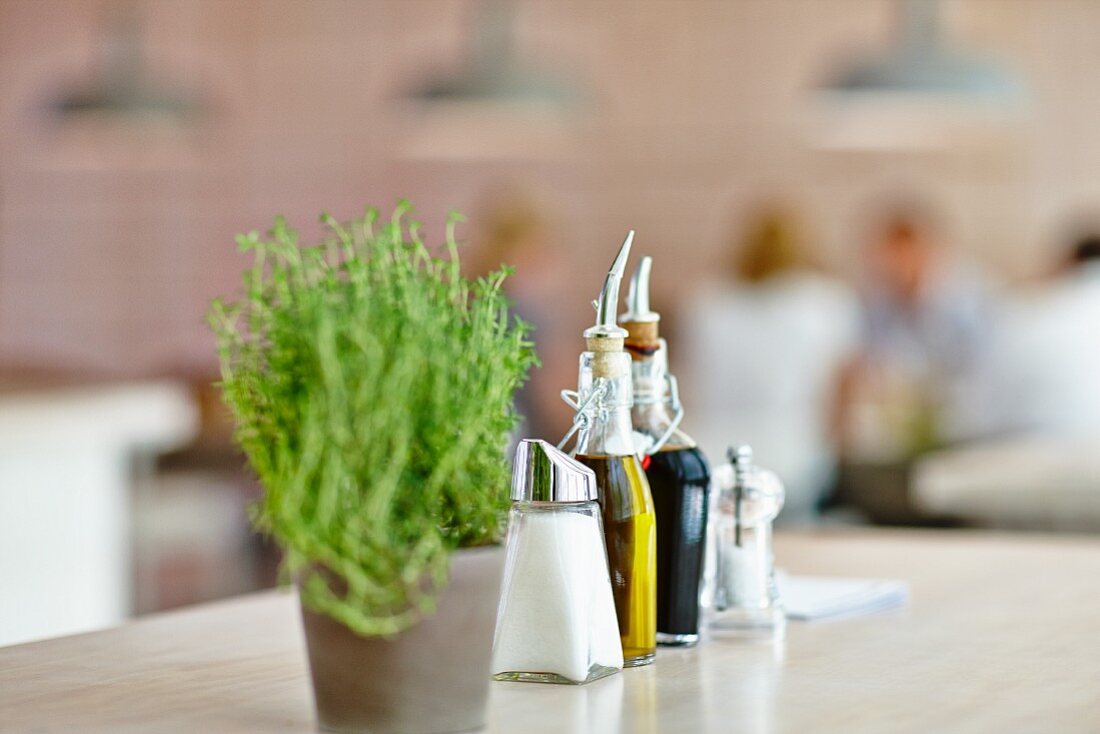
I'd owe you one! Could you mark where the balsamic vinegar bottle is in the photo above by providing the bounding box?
[620,255,711,646]
[569,231,657,667]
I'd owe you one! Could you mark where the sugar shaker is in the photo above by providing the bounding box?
[491,440,624,684]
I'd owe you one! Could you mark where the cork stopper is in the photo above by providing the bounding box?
[623,320,660,358]
[586,333,625,378]
[621,255,662,359]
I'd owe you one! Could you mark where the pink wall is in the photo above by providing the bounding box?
[2,0,1099,377]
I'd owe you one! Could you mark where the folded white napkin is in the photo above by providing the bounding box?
[776,573,909,621]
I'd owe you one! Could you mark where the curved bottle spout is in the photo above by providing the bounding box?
[622,255,659,324]
[583,230,634,341]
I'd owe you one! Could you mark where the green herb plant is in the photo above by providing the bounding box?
[209,201,538,636]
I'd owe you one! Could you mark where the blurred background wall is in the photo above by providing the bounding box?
[3,0,1100,377]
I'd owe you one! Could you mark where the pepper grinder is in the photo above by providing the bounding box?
[708,445,786,638]
[491,440,624,684]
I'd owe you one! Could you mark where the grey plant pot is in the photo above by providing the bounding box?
[299,546,506,734]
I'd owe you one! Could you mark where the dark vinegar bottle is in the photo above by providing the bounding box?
[645,446,710,639]
[622,255,711,646]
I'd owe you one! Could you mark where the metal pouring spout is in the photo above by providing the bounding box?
[583,230,634,341]
[620,254,663,361]
[621,255,660,324]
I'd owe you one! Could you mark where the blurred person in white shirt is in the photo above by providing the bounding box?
[976,236,1100,437]
[909,236,1100,531]
[681,207,861,522]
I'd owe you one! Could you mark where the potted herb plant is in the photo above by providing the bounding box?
[209,202,537,734]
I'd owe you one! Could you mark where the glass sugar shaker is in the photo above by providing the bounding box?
[491,439,624,684]
[708,445,786,638]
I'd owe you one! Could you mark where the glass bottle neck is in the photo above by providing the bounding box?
[573,350,636,457]
[575,402,635,457]
[629,348,695,452]
[632,402,693,448]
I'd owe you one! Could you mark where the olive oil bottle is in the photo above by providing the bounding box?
[576,453,657,664]
[620,255,711,646]
[566,231,657,667]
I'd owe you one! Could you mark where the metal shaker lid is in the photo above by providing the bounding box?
[511,439,598,502]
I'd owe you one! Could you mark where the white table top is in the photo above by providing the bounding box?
[3,529,1099,733]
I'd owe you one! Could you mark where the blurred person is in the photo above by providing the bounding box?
[908,237,1100,533]
[841,207,993,459]
[973,234,1100,436]
[469,190,573,442]
[681,207,860,522]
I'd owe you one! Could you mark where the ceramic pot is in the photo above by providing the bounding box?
[299,546,505,734]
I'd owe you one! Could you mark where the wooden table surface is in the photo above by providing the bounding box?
[3,529,1099,733]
